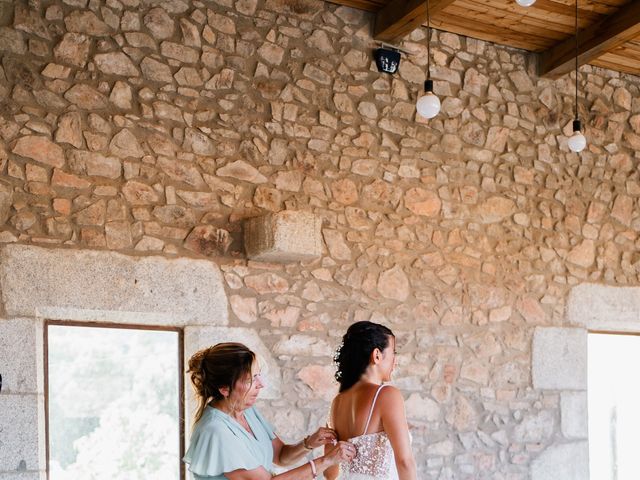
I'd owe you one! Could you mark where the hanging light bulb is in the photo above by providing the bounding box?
[417,79,441,118]
[416,0,440,119]
[568,0,587,153]
[568,119,586,152]
[515,0,536,7]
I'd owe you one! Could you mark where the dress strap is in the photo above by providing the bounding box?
[362,384,388,435]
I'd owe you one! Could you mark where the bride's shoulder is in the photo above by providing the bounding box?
[377,384,405,404]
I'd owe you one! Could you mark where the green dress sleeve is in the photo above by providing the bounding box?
[183,417,263,477]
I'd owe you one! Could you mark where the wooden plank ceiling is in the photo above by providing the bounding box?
[324,0,640,77]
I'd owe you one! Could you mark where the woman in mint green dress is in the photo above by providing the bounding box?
[184,343,356,480]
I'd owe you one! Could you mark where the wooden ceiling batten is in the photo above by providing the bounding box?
[450,1,574,40]
[431,10,555,50]
[462,0,597,32]
[593,45,640,73]
[373,0,457,42]
[539,0,640,77]
[525,0,604,21]
[539,0,626,16]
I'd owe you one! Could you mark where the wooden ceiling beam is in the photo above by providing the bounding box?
[324,0,384,12]
[539,0,640,78]
[374,0,456,43]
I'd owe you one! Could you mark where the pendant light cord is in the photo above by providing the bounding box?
[575,0,578,120]
[427,0,431,80]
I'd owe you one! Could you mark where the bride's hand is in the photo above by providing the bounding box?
[305,426,338,448]
[323,441,357,465]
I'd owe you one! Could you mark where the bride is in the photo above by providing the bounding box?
[324,321,417,480]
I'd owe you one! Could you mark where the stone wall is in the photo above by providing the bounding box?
[2,0,640,478]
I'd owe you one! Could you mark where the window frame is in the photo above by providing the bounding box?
[43,320,186,480]
[589,329,640,337]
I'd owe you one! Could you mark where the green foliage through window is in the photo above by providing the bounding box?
[47,325,180,480]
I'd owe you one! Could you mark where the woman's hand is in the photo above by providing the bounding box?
[305,426,337,448]
[272,427,339,467]
[321,441,357,466]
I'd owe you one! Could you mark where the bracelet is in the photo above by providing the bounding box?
[309,458,317,479]
[302,435,313,450]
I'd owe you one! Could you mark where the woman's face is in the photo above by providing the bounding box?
[379,335,397,381]
[229,360,264,410]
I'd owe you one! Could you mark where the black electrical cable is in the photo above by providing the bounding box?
[427,0,431,80]
[575,0,578,120]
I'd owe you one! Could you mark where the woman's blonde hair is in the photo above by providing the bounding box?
[187,342,255,423]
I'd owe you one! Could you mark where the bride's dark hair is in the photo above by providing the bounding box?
[334,321,394,392]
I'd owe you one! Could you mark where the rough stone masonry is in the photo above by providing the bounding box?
[1,0,640,478]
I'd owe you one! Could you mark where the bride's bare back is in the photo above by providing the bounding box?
[331,382,386,439]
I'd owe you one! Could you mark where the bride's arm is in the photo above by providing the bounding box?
[379,386,417,480]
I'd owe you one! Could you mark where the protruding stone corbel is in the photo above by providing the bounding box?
[244,211,322,263]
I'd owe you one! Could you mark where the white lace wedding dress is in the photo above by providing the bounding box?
[337,384,399,480]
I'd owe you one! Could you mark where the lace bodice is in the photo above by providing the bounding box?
[339,431,397,479]
[337,385,398,480]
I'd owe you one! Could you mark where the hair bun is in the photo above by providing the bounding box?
[187,349,205,373]
[334,321,394,392]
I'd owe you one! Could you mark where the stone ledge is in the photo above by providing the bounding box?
[244,211,322,263]
[0,245,228,326]
[532,327,587,390]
